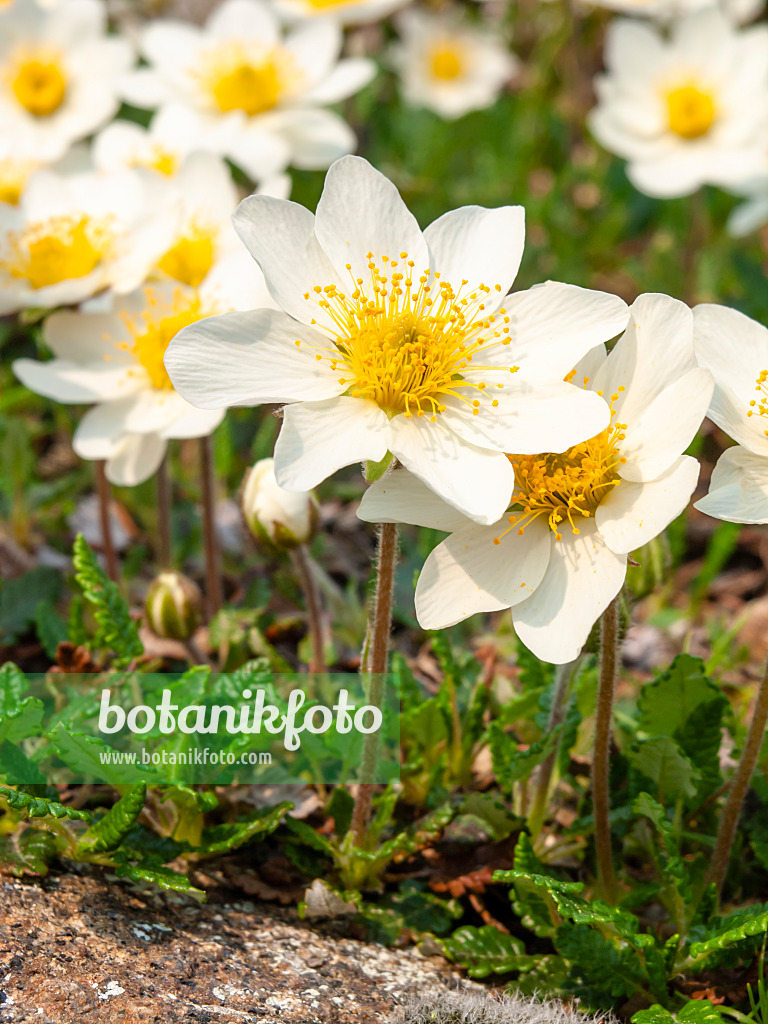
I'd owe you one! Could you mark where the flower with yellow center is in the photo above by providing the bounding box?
[359,294,713,664]
[694,304,768,526]
[166,156,630,525]
[391,8,519,121]
[589,10,768,198]
[13,250,274,486]
[1,214,112,290]
[0,0,134,163]
[273,0,410,24]
[0,158,38,206]
[120,0,375,177]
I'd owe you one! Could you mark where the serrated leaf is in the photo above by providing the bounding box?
[34,601,68,660]
[556,921,646,1001]
[489,720,560,792]
[48,723,156,785]
[628,737,700,802]
[688,903,768,963]
[633,793,690,903]
[0,663,29,716]
[0,826,58,877]
[440,925,525,977]
[0,567,62,645]
[0,741,47,786]
[0,696,44,747]
[0,785,91,822]
[78,782,147,854]
[195,801,290,858]
[113,860,205,901]
[72,534,142,667]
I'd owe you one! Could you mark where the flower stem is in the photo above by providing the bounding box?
[199,436,222,617]
[350,521,398,848]
[94,460,119,583]
[156,454,172,571]
[529,655,582,841]
[290,544,326,674]
[593,598,619,900]
[709,659,768,901]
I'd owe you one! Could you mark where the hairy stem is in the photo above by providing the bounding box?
[709,659,768,900]
[351,522,398,848]
[593,599,619,900]
[94,460,119,583]
[199,436,222,617]
[290,544,326,674]
[156,454,172,570]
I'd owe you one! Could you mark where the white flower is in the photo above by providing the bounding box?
[119,0,376,178]
[0,166,168,314]
[272,0,410,26]
[693,304,768,524]
[0,0,134,164]
[390,8,519,120]
[165,155,629,525]
[588,10,768,198]
[358,294,713,664]
[243,457,318,548]
[12,252,274,486]
[580,0,764,24]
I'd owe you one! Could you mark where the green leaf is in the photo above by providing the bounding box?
[0,567,62,645]
[195,801,290,858]
[0,696,44,747]
[0,827,58,877]
[48,723,156,785]
[0,742,47,786]
[34,600,68,659]
[556,921,647,1001]
[78,782,147,854]
[489,720,560,793]
[628,737,701,802]
[72,534,142,667]
[113,859,205,901]
[633,793,690,902]
[0,785,91,822]
[688,903,768,963]
[0,663,29,716]
[440,925,525,977]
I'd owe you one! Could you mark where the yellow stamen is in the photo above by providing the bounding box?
[9,48,68,117]
[666,84,716,140]
[133,145,178,177]
[157,224,217,288]
[747,369,768,437]
[201,43,296,116]
[302,253,516,421]
[430,44,464,81]
[0,159,36,205]
[1,215,112,290]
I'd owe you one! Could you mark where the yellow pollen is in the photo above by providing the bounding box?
[747,369,768,437]
[302,253,515,420]
[9,48,68,117]
[201,43,296,116]
[0,215,112,290]
[133,145,178,177]
[666,84,716,140]
[121,289,214,391]
[304,0,356,7]
[429,44,464,81]
[0,159,36,205]
[157,224,217,287]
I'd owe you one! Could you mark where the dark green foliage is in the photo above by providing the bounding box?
[78,782,147,854]
[0,785,91,822]
[0,827,58,877]
[72,534,143,666]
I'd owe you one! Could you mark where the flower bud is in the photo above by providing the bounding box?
[145,571,204,640]
[242,457,318,550]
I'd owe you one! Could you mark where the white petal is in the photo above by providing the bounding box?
[300,59,375,105]
[159,405,225,440]
[415,518,551,629]
[693,303,768,456]
[423,204,525,300]
[619,367,714,482]
[495,282,629,382]
[313,155,429,283]
[13,358,141,403]
[260,108,356,170]
[73,401,134,459]
[274,396,389,490]
[596,455,700,554]
[695,444,768,524]
[387,415,514,525]
[43,309,134,362]
[232,195,342,329]
[358,469,472,532]
[207,0,279,43]
[106,433,168,486]
[513,519,627,665]
[441,382,611,456]
[164,309,344,409]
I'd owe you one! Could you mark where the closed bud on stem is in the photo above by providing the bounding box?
[242,457,318,551]
[146,571,204,640]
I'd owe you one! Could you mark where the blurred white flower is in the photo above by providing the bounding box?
[580,0,764,24]
[391,8,518,120]
[589,10,768,198]
[359,294,712,664]
[0,0,134,164]
[694,305,768,524]
[243,457,318,548]
[0,167,167,314]
[165,155,629,525]
[13,252,274,486]
[119,0,375,178]
[272,0,410,25]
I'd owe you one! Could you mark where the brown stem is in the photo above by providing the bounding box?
[529,655,581,840]
[156,454,172,570]
[593,599,619,900]
[199,435,222,617]
[290,545,326,674]
[709,661,768,900]
[350,522,398,848]
[94,460,119,583]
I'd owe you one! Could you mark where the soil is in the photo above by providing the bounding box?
[0,870,475,1024]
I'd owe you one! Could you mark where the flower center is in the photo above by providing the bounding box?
[0,159,36,205]
[202,44,295,116]
[300,253,516,421]
[430,45,464,81]
[157,224,217,288]
[747,369,768,437]
[666,84,715,140]
[10,49,68,117]
[305,0,357,7]
[0,215,113,289]
[133,145,178,177]
[120,290,214,391]
[496,389,627,543]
